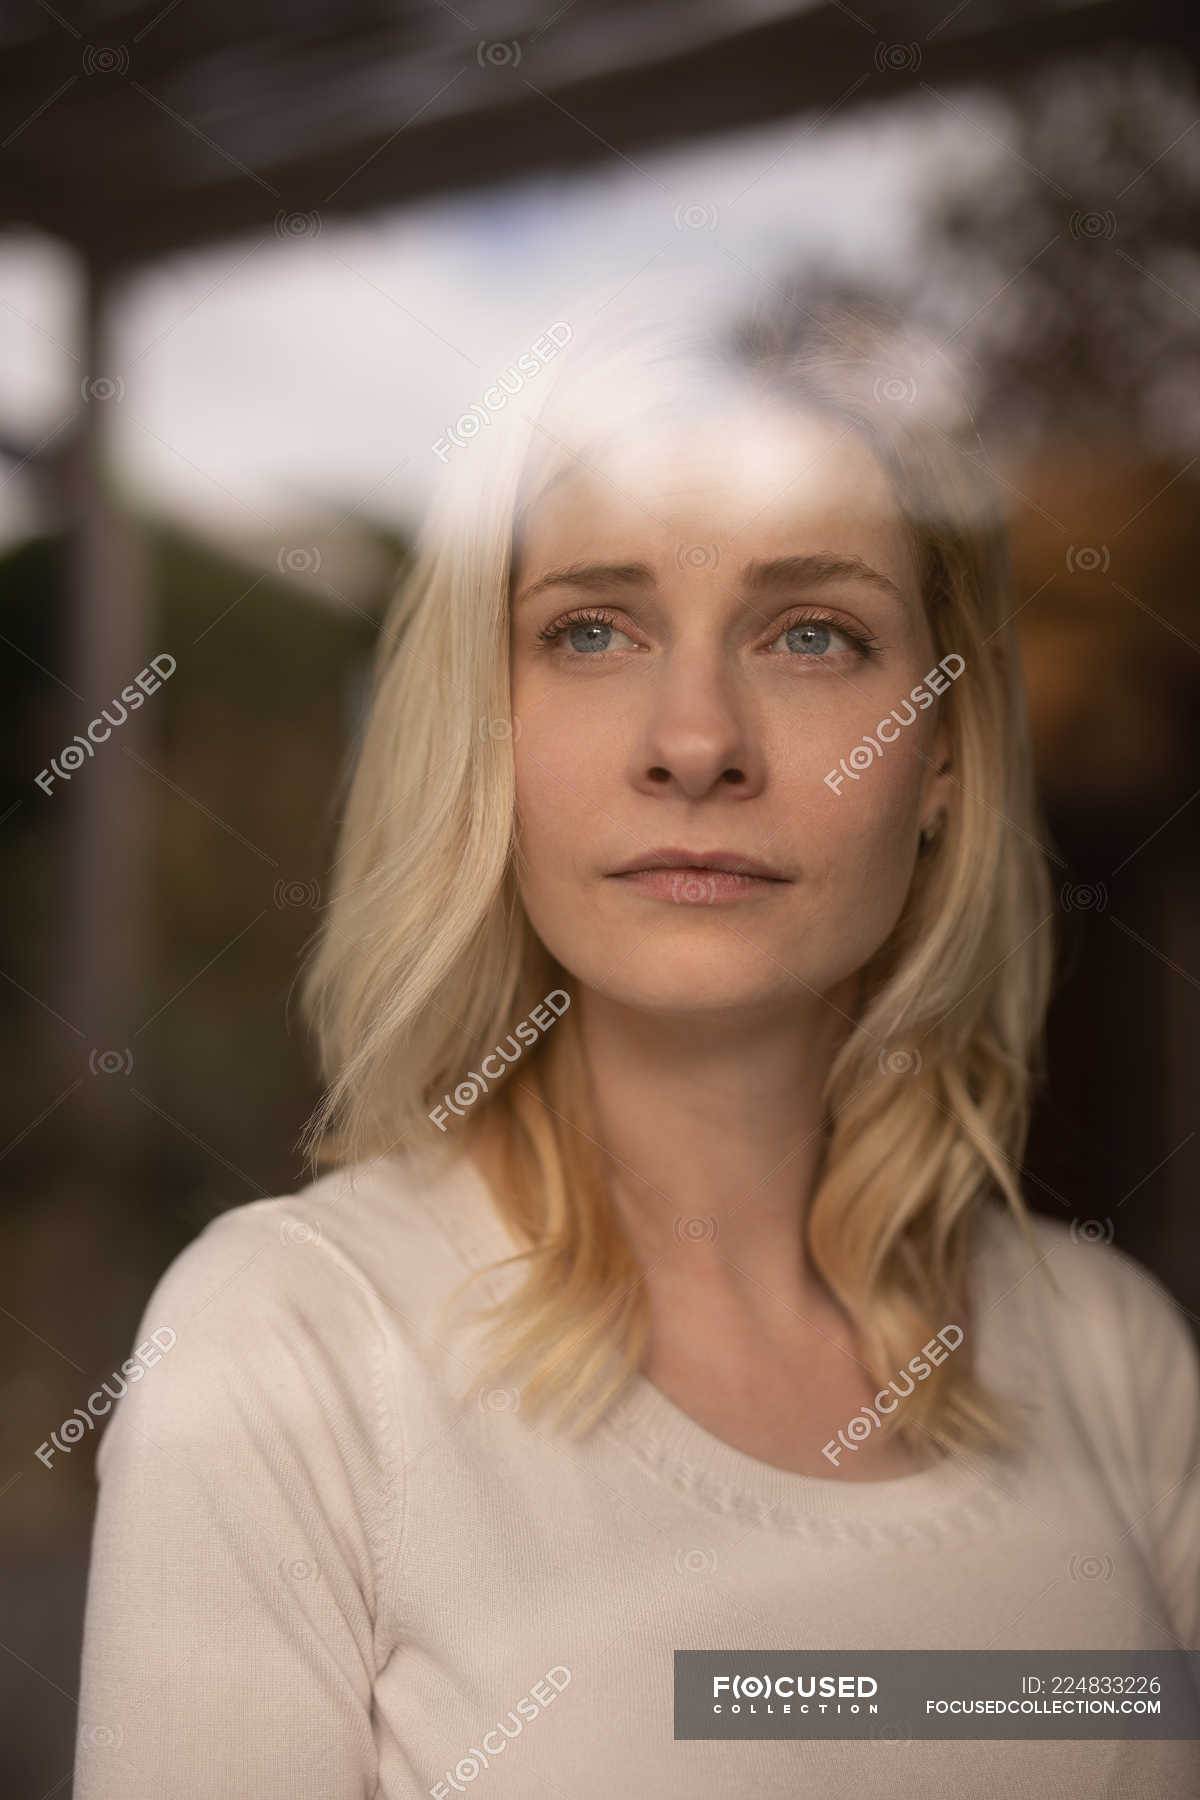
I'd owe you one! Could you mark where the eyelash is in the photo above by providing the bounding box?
[533,606,883,662]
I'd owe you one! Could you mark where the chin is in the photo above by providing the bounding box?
[565,939,821,1018]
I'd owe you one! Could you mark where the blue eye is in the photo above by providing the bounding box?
[767,614,881,661]
[535,609,632,654]
[533,607,881,662]
[783,621,834,655]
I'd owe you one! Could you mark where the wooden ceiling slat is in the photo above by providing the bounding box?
[0,0,1194,270]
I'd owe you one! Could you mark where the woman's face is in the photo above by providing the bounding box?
[507,398,953,1021]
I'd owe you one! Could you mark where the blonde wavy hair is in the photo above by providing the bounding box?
[298,292,1058,1462]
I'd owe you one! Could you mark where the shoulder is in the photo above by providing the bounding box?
[134,1149,488,1337]
[973,1202,1200,1466]
[97,1150,492,1473]
[976,1203,1194,1347]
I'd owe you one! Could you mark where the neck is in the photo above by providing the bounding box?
[573,980,858,1306]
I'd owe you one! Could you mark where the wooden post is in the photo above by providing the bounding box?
[55,256,153,1176]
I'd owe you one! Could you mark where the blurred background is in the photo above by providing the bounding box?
[3,1,1200,1789]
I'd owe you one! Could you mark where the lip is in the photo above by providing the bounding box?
[607,847,789,879]
[609,867,784,904]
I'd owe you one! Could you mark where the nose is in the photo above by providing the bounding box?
[629,644,766,801]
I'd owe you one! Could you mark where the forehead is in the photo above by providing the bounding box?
[514,399,915,586]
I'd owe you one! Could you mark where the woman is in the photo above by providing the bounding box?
[74,297,1199,1797]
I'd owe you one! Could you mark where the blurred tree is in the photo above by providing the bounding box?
[900,50,1200,457]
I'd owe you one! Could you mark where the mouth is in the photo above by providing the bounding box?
[605,848,790,904]
[607,848,788,879]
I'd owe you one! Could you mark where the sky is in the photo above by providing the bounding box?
[0,83,998,574]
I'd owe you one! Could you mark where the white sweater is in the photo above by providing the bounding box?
[74,1149,1200,1798]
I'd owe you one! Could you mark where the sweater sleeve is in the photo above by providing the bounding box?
[73,1197,400,1797]
[1114,1249,1200,1649]
[1039,1221,1200,1650]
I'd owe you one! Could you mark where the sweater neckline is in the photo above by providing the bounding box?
[412,1146,1028,1535]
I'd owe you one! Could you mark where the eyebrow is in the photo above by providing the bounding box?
[511,552,904,608]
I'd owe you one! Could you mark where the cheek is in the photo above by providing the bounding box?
[802,734,927,927]
[512,701,607,865]
[511,721,620,980]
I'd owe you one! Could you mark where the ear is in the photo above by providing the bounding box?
[919,709,954,835]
